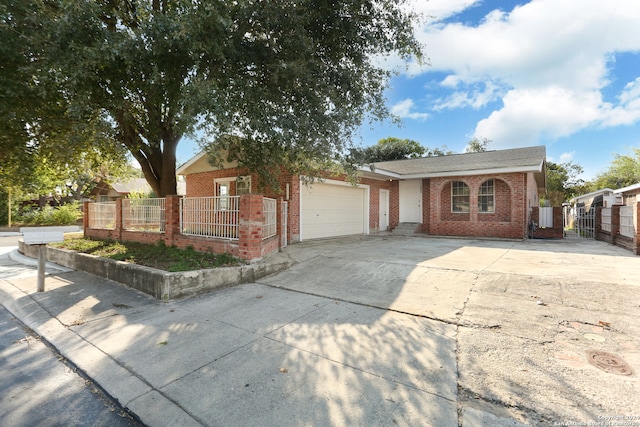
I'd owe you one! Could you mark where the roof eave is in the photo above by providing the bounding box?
[176,151,207,175]
[380,164,544,180]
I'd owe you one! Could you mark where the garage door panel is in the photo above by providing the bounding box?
[301,183,365,240]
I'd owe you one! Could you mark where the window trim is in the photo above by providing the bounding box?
[236,175,251,195]
[478,179,495,213]
[451,181,470,213]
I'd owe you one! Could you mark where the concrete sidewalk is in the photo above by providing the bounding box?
[1,237,639,426]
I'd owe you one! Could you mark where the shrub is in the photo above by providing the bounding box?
[19,203,81,226]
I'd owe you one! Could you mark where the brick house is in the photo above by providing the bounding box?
[177,145,547,243]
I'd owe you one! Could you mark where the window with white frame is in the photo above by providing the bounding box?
[478,179,495,213]
[236,176,251,194]
[452,181,470,212]
[217,182,230,210]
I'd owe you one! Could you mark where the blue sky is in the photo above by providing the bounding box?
[178,0,640,182]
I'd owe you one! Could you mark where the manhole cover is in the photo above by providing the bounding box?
[586,351,634,376]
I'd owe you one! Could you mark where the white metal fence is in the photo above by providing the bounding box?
[123,198,166,232]
[88,202,116,230]
[281,201,288,248]
[563,206,595,239]
[538,206,554,228]
[263,198,277,239]
[601,208,612,233]
[180,196,240,239]
[620,205,636,238]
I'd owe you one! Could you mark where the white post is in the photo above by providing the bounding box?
[37,244,46,292]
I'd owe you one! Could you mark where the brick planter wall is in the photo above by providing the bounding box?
[84,194,280,262]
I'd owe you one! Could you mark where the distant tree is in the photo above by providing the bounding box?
[589,148,640,190]
[545,161,586,205]
[358,138,426,162]
[464,137,491,153]
[354,137,453,163]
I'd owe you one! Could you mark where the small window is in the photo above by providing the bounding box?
[236,176,251,194]
[452,181,470,213]
[217,182,230,210]
[478,179,495,213]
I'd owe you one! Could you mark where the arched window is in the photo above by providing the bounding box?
[451,181,470,212]
[478,179,495,213]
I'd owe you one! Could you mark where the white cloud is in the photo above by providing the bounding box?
[403,0,640,145]
[560,151,575,163]
[391,99,430,120]
[474,87,603,148]
[434,81,503,110]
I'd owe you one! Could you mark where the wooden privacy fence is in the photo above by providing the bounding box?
[84,194,284,260]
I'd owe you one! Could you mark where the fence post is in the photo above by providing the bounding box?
[83,201,90,232]
[276,197,284,250]
[238,194,263,261]
[114,198,123,240]
[635,203,640,255]
[164,195,181,246]
[611,205,620,246]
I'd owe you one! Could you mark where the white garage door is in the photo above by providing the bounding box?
[300,182,367,240]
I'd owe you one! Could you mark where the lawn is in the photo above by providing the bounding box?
[52,237,242,272]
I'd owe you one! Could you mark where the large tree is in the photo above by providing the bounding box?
[589,148,640,190]
[28,0,423,196]
[545,161,586,206]
[1,1,131,199]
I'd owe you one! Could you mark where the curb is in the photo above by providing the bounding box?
[0,278,201,427]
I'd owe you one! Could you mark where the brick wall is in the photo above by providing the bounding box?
[426,173,528,239]
[530,207,563,239]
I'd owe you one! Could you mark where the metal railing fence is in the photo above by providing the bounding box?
[88,202,116,230]
[180,196,240,239]
[123,198,166,232]
[263,198,277,239]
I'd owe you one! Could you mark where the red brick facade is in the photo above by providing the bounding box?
[424,173,532,239]
[186,169,397,243]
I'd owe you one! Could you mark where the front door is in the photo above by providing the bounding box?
[399,180,422,223]
[379,189,389,231]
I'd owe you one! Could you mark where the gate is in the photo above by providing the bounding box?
[563,205,595,239]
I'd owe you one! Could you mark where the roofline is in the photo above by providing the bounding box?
[613,182,640,193]
[360,161,544,180]
[176,151,207,175]
[570,188,616,202]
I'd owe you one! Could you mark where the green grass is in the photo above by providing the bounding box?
[52,238,242,272]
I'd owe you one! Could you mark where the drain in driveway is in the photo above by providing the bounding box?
[586,350,634,376]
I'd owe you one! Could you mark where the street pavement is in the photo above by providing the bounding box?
[0,234,639,426]
[0,246,139,427]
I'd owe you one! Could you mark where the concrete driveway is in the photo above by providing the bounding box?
[262,235,640,425]
[1,234,639,426]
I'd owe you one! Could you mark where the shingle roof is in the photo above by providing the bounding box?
[370,145,546,177]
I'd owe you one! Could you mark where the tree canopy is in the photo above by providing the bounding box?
[7,0,423,196]
[353,137,453,163]
[1,1,132,198]
[589,148,640,191]
[464,137,491,153]
[545,161,586,206]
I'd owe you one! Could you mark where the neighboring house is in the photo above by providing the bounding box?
[570,188,622,212]
[91,178,187,201]
[613,183,640,206]
[176,145,547,242]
